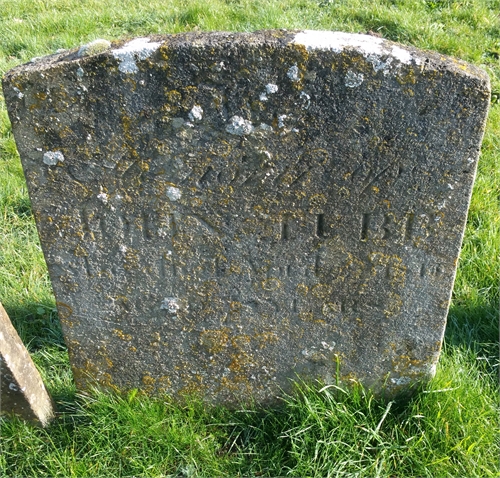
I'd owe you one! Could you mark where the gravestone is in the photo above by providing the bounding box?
[3,31,490,404]
[0,303,55,426]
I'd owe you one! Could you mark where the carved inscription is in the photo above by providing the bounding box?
[360,211,432,243]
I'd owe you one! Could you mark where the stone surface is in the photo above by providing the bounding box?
[2,30,490,404]
[0,303,55,426]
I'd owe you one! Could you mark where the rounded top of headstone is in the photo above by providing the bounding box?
[2,30,490,87]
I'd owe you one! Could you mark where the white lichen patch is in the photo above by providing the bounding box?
[260,83,279,101]
[294,31,384,55]
[278,115,287,128]
[158,228,168,238]
[188,105,203,122]
[293,30,417,68]
[366,54,393,74]
[266,83,279,94]
[167,186,182,201]
[391,45,413,65]
[78,39,112,57]
[390,376,412,386]
[226,116,254,136]
[345,70,364,88]
[112,38,162,74]
[300,91,311,109]
[12,87,24,99]
[43,151,65,166]
[287,64,300,82]
[161,297,181,314]
[259,123,273,132]
[97,192,108,204]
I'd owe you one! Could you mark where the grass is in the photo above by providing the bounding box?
[0,0,499,476]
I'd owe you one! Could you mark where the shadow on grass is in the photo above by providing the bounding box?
[445,302,499,378]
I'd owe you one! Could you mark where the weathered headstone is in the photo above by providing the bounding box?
[2,31,490,404]
[0,303,55,426]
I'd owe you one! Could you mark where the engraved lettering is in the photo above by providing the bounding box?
[315,253,321,276]
[316,213,325,238]
[341,299,359,314]
[159,255,166,279]
[361,164,392,195]
[361,213,370,241]
[199,165,214,186]
[281,221,290,240]
[84,256,91,277]
[121,214,131,242]
[361,211,418,243]
[405,213,414,241]
[99,216,107,237]
[382,215,392,239]
[169,213,177,234]
[143,213,153,240]
[419,262,445,278]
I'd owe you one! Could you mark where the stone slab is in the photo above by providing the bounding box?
[2,31,490,404]
[0,303,55,426]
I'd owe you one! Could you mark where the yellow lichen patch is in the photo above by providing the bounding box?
[227,350,254,376]
[73,244,88,257]
[150,331,161,347]
[73,360,118,391]
[142,373,156,394]
[178,374,207,396]
[392,354,427,372]
[299,311,313,323]
[113,329,132,341]
[199,328,230,354]
[123,248,139,271]
[261,278,281,291]
[322,302,341,318]
[309,193,327,210]
[157,375,172,390]
[56,302,73,320]
[142,374,156,386]
[311,283,332,300]
[296,283,308,296]
[229,301,242,322]
[255,331,279,349]
[397,66,417,85]
[384,292,403,318]
[368,252,407,288]
[231,334,251,349]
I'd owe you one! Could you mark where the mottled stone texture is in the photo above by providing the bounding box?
[3,31,490,404]
[0,303,55,426]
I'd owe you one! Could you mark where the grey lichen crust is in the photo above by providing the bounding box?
[2,30,490,405]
